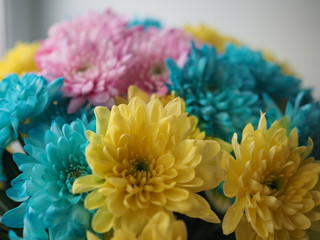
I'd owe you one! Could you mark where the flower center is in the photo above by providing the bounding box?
[63,155,91,194]
[68,168,86,179]
[263,175,282,195]
[266,179,280,190]
[150,61,165,76]
[128,157,154,184]
[76,62,91,73]
[133,158,150,173]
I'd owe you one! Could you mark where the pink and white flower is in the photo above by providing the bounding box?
[125,27,193,95]
[36,9,133,113]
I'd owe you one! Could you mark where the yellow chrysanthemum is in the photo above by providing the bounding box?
[222,115,320,240]
[86,212,186,240]
[111,212,187,240]
[0,42,39,80]
[115,85,205,140]
[115,85,177,107]
[184,24,240,53]
[73,96,225,234]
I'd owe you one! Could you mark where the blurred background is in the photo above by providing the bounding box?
[1,0,320,96]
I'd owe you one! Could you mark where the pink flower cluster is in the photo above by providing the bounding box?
[36,9,193,113]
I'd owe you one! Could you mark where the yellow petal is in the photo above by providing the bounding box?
[234,217,256,240]
[163,97,182,117]
[84,189,106,210]
[222,199,245,235]
[107,191,127,217]
[72,174,104,194]
[147,97,164,123]
[92,206,114,233]
[94,106,111,135]
[292,213,311,229]
[164,188,189,202]
[166,193,220,223]
[112,229,137,240]
[128,85,150,102]
[86,231,102,240]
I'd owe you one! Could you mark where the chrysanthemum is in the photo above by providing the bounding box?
[184,25,295,76]
[222,115,320,240]
[2,117,96,239]
[184,24,239,53]
[265,91,320,159]
[0,42,39,80]
[115,85,205,140]
[110,212,187,240]
[167,43,260,141]
[124,27,193,96]
[0,74,63,148]
[36,9,134,113]
[86,212,186,240]
[20,95,95,136]
[220,44,301,101]
[73,96,225,234]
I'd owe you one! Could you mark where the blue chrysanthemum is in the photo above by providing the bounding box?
[0,74,63,148]
[166,43,261,141]
[2,116,96,239]
[127,17,162,30]
[265,91,320,159]
[220,44,301,101]
[20,94,94,136]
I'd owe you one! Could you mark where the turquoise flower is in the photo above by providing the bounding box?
[0,110,19,149]
[265,91,320,159]
[220,44,301,101]
[127,17,162,30]
[0,74,63,148]
[2,116,96,239]
[166,43,260,141]
[0,74,63,182]
[20,95,94,136]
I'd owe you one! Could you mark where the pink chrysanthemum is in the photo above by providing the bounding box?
[36,9,134,113]
[36,9,195,113]
[125,27,193,95]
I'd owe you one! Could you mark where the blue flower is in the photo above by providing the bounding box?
[127,17,162,30]
[20,94,94,136]
[220,44,302,101]
[0,74,63,148]
[265,91,320,159]
[2,116,96,239]
[166,43,261,141]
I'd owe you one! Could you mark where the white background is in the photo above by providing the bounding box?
[2,0,320,97]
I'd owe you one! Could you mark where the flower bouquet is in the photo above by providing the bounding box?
[0,9,319,240]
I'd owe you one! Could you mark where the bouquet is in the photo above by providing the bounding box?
[0,9,319,240]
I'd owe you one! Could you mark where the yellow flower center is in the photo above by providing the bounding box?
[264,176,282,194]
[133,158,150,173]
[262,172,286,197]
[76,62,91,73]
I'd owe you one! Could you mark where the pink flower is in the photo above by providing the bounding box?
[125,27,193,95]
[36,9,196,113]
[36,9,134,113]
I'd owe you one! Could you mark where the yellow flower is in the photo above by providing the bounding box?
[222,115,320,240]
[115,85,177,107]
[115,85,205,140]
[73,96,225,234]
[184,24,240,53]
[111,212,187,240]
[0,42,39,80]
